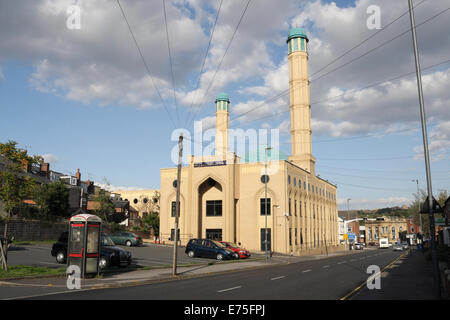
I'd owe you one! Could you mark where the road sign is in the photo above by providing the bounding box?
[343,234,348,240]
[348,233,356,240]
[436,217,445,226]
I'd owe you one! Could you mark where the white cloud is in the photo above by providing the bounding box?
[42,153,59,164]
[338,196,412,210]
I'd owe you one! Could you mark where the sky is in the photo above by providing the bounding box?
[0,0,449,210]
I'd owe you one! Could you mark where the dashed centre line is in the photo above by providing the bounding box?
[217,286,242,293]
[271,276,286,281]
[302,269,312,273]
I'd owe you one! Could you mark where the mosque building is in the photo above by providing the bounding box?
[159,28,339,255]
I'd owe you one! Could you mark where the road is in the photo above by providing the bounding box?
[25,248,403,300]
[7,243,263,269]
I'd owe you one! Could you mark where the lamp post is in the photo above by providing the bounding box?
[408,0,440,297]
[346,198,351,250]
[412,179,423,234]
[272,204,280,257]
[264,146,272,261]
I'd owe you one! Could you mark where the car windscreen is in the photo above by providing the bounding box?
[212,241,227,248]
[101,235,115,246]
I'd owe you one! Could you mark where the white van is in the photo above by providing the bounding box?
[379,238,389,249]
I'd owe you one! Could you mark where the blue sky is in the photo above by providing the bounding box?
[0,0,449,210]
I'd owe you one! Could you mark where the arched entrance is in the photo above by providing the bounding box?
[198,177,223,240]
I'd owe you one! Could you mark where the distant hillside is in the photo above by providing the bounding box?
[339,206,410,219]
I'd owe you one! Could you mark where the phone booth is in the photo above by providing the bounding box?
[68,214,102,278]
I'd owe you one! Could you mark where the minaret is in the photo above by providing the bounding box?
[215,93,229,160]
[287,28,316,175]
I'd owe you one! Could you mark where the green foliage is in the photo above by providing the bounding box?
[142,212,159,236]
[0,141,41,217]
[93,189,115,223]
[33,181,70,219]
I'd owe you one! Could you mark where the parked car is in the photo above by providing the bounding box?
[401,241,409,250]
[219,241,251,259]
[393,243,404,251]
[109,231,143,247]
[379,238,389,249]
[51,231,132,269]
[185,239,237,260]
[354,243,364,250]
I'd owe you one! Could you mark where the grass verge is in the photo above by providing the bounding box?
[0,265,66,279]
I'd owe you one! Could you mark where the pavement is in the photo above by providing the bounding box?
[349,248,439,300]
[0,245,441,300]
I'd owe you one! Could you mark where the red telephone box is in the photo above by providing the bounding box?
[68,214,102,278]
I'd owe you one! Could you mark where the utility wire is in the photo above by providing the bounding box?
[185,0,252,129]
[162,0,180,126]
[116,0,177,129]
[184,0,224,128]
[227,4,449,126]
[311,0,426,79]
[228,57,450,129]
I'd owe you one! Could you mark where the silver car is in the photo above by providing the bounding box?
[393,243,403,251]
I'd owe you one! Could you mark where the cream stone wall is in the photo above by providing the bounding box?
[115,189,160,218]
[159,28,339,255]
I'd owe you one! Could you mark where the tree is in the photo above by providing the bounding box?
[94,189,116,223]
[33,181,70,220]
[0,140,41,270]
[408,188,449,238]
[142,212,159,237]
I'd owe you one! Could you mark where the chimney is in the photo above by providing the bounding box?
[40,162,50,178]
[75,168,81,181]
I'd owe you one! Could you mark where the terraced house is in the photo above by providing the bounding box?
[159,28,339,255]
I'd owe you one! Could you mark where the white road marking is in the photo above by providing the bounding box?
[302,269,312,273]
[338,261,345,264]
[323,265,329,268]
[271,276,286,281]
[217,286,242,293]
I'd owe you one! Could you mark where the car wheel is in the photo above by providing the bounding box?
[99,257,109,269]
[126,240,132,247]
[234,253,239,259]
[187,250,195,258]
[56,251,66,264]
[216,253,224,261]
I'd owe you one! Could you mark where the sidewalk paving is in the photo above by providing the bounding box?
[0,246,375,299]
[350,249,439,300]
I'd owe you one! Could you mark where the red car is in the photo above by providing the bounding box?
[220,241,251,259]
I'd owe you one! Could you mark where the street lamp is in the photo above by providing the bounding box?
[264,146,272,261]
[346,198,351,250]
[412,179,423,234]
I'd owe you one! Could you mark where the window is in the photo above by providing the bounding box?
[260,198,271,215]
[289,198,291,216]
[294,200,297,217]
[206,229,222,241]
[133,198,138,204]
[294,178,296,187]
[392,227,396,239]
[288,175,291,184]
[171,201,180,217]
[206,200,222,217]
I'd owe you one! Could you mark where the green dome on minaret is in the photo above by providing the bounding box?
[215,93,230,103]
[287,27,309,43]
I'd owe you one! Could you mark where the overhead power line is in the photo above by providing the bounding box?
[184,0,224,128]
[116,0,177,129]
[162,0,180,126]
[228,57,450,129]
[227,4,449,126]
[186,0,252,129]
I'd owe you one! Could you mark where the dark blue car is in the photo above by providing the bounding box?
[185,239,237,260]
